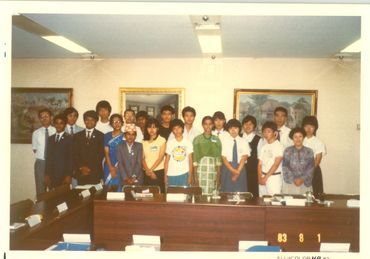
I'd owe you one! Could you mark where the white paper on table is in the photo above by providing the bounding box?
[63,233,91,243]
[238,241,268,252]
[347,199,360,207]
[75,184,95,190]
[320,242,350,252]
[106,192,125,201]
[133,235,161,245]
[285,198,306,206]
[166,193,187,202]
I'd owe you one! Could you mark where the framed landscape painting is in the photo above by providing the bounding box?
[11,88,73,143]
[234,89,317,133]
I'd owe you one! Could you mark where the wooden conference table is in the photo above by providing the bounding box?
[10,187,359,252]
[93,192,359,252]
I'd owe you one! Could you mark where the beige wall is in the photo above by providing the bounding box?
[11,57,360,203]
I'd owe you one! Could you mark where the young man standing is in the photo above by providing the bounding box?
[273,106,293,149]
[158,105,175,140]
[258,121,284,196]
[95,100,113,134]
[63,107,84,135]
[73,110,105,185]
[168,106,200,143]
[32,108,56,196]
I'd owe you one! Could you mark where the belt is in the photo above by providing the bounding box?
[262,172,281,175]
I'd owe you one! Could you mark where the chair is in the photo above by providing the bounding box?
[10,199,34,224]
[36,183,71,202]
[246,245,281,252]
[220,192,254,200]
[122,185,161,195]
[166,186,202,195]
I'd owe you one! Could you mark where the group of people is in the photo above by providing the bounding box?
[32,100,326,198]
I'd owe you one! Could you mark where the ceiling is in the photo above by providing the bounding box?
[12,14,361,59]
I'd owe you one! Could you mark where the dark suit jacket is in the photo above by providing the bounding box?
[116,141,143,185]
[73,128,104,185]
[45,133,73,187]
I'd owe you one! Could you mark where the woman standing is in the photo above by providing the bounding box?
[103,114,124,191]
[282,127,315,194]
[142,117,166,193]
[193,116,222,195]
[242,115,262,198]
[220,119,250,192]
[302,116,327,196]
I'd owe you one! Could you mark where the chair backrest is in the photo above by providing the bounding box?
[36,184,71,202]
[10,199,34,224]
[246,245,281,252]
[122,185,161,194]
[166,186,202,195]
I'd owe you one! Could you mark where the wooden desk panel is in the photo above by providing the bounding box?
[265,206,359,252]
[94,198,265,250]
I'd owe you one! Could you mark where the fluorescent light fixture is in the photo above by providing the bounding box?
[340,38,361,53]
[198,35,222,53]
[195,24,221,31]
[42,36,91,53]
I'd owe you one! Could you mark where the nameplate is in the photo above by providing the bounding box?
[26,214,42,227]
[94,183,103,191]
[320,242,350,252]
[107,192,125,201]
[285,198,306,206]
[347,199,360,207]
[135,193,153,198]
[57,202,68,214]
[75,184,95,190]
[133,235,161,246]
[63,233,91,243]
[125,245,157,251]
[80,189,91,199]
[238,241,268,252]
[166,193,187,202]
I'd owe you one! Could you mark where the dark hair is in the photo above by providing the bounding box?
[109,113,124,126]
[170,118,184,131]
[182,106,196,117]
[242,115,257,128]
[63,107,79,117]
[212,111,226,121]
[160,105,175,114]
[83,110,99,121]
[144,117,160,141]
[53,113,67,124]
[38,108,52,118]
[274,106,288,116]
[95,100,112,114]
[289,127,306,139]
[302,115,319,135]
[262,121,278,132]
[124,109,135,117]
[225,119,242,132]
[202,116,213,125]
[136,110,148,120]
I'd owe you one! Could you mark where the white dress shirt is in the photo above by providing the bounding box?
[277,125,293,149]
[65,124,83,135]
[32,125,56,160]
[304,136,327,157]
[221,133,250,163]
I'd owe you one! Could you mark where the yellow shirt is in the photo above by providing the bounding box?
[143,136,166,171]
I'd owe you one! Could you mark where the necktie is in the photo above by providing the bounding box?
[44,128,49,159]
[70,126,74,135]
[86,130,91,144]
[56,134,60,143]
[232,139,238,166]
[277,130,281,141]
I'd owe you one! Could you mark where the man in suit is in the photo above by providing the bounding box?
[73,110,104,185]
[63,107,84,135]
[117,124,143,185]
[45,114,73,189]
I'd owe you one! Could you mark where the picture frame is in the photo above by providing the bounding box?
[11,87,73,143]
[146,106,155,117]
[234,89,317,132]
[120,87,185,119]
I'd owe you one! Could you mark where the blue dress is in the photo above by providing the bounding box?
[103,132,124,190]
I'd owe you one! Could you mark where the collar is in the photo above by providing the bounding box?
[243,132,256,142]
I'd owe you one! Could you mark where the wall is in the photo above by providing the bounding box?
[11,57,360,203]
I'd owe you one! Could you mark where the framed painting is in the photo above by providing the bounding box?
[120,87,185,119]
[234,89,317,133]
[11,88,73,143]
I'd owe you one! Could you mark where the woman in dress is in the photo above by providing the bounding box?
[282,127,315,194]
[193,116,222,195]
[302,116,327,196]
[103,114,124,191]
[220,119,250,192]
[142,117,166,193]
